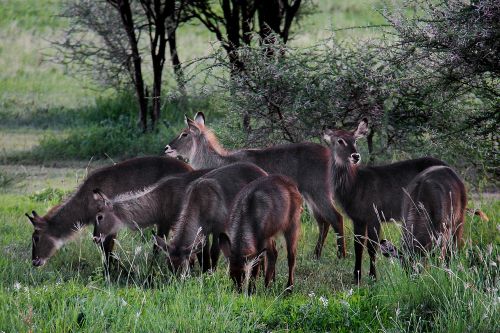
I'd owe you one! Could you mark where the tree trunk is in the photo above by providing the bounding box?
[147,0,169,130]
[167,27,186,94]
[367,128,375,165]
[110,0,148,132]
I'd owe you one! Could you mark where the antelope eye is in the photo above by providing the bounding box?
[33,235,40,243]
[96,214,103,222]
[181,132,188,137]
[337,139,345,145]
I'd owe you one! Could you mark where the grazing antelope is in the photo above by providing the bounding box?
[25,156,191,269]
[91,169,211,263]
[154,162,268,273]
[219,175,302,294]
[380,166,467,266]
[164,112,345,259]
[323,119,447,282]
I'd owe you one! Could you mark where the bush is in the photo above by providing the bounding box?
[210,0,499,182]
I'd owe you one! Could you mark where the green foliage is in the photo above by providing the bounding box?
[212,3,498,182]
[29,187,69,203]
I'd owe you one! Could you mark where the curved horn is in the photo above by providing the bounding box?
[32,210,39,217]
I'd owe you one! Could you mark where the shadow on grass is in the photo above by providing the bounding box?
[1,93,217,163]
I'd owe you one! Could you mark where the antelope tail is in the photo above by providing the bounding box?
[466,208,489,222]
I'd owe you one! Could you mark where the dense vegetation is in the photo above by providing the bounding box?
[0,0,498,332]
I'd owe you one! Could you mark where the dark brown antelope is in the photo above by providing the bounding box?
[164,112,345,259]
[380,166,468,266]
[25,156,191,268]
[91,169,211,251]
[323,119,448,283]
[154,162,268,274]
[219,175,302,294]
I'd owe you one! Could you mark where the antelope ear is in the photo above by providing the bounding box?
[322,128,334,144]
[185,114,200,134]
[184,114,194,126]
[25,212,35,225]
[26,212,46,229]
[154,235,168,252]
[92,189,111,207]
[194,112,205,126]
[218,233,231,258]
[354,118,369,139]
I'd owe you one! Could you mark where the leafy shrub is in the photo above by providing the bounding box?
[210,0,499,182]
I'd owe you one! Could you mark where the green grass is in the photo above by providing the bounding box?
[0,174,498,331]
[0,1,498,331]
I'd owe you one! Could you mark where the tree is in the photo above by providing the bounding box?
[107,0,149,131]
[187,0,304,71]
[55,0,189,131]
[214,0,499,180]
[140,0,188,127]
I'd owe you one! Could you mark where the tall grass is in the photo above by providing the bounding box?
[0,184,497,331]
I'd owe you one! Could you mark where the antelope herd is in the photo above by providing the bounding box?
[26,113,485,293]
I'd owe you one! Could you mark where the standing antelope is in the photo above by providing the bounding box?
[380,166,467,266]
[164,112,345,259]
[25,156,191,269]
[91,169,211,264]
[154,162,268,273]
[323,119,448,282]
[219,175,302,294]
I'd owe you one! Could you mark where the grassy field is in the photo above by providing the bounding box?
[0,0,498,332]
[0,167,498,331]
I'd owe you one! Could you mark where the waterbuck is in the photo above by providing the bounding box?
[25,156,191,268]
[164,112,345,259]
[91,168,211,253]
[154,162,268,273]
[380,166,467,266]
[323,119,448,282]
[219,175,302,294]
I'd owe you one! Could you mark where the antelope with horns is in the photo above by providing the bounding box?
[380,166,468,267]
[154,162,268,274]
[323,119,448,283]
[25,156,191,269]
[164,112,345,259]
[219,175,303,294]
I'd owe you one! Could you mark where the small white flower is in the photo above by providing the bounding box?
[121,298,128,307]
[13,282,21,291]
[319,296,329,307]
[340,300,349,308]
[135,246,142,255]
[346,288,353,297]
[308,291,315,298]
